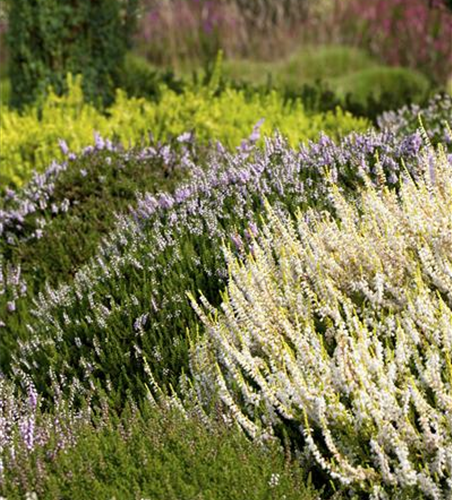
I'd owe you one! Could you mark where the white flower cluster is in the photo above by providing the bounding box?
[190,137,452,498]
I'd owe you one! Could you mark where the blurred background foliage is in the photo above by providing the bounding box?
[0,0,450,112]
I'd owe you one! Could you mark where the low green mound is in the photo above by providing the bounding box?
[284,45,377,86]
[333,66,431,107]
[223,45,377,88]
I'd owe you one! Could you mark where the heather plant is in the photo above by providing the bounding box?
[189,139,452,498]
[0,134,192,286]
[0,395,322,500]
[5,124,442,404]
[0,73,368,188]
[0,377,94,495]
[0,133,196,372]
[378,93,452,146]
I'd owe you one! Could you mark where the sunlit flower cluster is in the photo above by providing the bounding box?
[190,136,452,498]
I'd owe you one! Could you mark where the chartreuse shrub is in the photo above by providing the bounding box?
[0,74,369,188]
[189,140,452,498]
[3,124,442,404]
[0,388,321,500]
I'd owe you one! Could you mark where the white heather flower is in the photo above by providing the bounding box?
[268,473,280,487]
[190,144,452,497]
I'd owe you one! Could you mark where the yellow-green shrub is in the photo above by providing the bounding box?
[0,75,369,188]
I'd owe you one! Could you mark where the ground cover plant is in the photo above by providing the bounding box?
[1,2,452,497]
[0,72,368,189]
[378,93,452,145]
[1,120,450,500]
[0,393,320,500]
[190,134,452,498]
[0,134,194,290]
[3,111,448,406]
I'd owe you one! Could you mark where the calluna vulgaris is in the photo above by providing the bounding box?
[5,117,450,402]
[190,135,452,499]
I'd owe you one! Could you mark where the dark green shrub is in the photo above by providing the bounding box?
[5,0,138,108]
[1,401,322,500]
[119,54,185,99]
[0,139,193,372]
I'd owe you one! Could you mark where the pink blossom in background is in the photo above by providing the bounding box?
[337,0,452,82]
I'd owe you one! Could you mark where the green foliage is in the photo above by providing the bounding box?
[119,53,185,99]
[1,147,189,291]
[0,77,10,106]
[5,0,137,108]
[1,402,321,500]
[222,45,377,89]
[284,45,377,84]
[0,74,369,188]
[332,66,431,107]
[3,124,434,406]
[221,46,433,120]
[0,142,193,375]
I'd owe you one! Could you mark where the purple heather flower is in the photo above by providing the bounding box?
[134,313,149,331]
[230,233,243,251]
[94,132,105,150]
[177,132,192,143]
[5,188,16,200]
[245,221,259,240]
[174,187,192,203]
[28,383,38,410]
[158,193,174,209]
[58,139,70,156]
[19,416,36,451]
[237,169,251,184]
